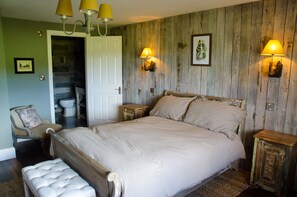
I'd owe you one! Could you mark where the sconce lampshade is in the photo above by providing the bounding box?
[79,0,99,15]
[56,0,73,17]
[140,48,153,58]
[97,4,113,22]
[261,40,285,56]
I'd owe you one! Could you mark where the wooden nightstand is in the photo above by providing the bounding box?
[122,104,149,121]
[250,130,297,196]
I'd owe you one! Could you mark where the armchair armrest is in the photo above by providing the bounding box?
[11,120,31,136]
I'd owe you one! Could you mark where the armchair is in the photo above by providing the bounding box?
[10,105,62,153]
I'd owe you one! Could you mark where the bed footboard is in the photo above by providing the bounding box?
[47,129,122,197]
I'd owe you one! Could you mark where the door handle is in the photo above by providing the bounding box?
[115,87,121,95]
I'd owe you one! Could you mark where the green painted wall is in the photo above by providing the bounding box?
[0,14,12,149]
[2,18,64,120]
[0,17,86,151]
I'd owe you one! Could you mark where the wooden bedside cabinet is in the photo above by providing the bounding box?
[250,130,297,196]
[122,104,149,121]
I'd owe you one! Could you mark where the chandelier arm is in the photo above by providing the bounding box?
[61,18,85,35]
[96,22,108,36]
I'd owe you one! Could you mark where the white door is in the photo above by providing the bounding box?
[86,36,122,126]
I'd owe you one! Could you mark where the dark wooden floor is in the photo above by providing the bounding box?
[0,140,50,183]
[0,140,296,197]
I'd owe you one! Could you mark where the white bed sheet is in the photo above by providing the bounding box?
[58,116,246,197]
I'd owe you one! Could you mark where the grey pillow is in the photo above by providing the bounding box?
[16,106,42,129]
[183,99,245,139]
[150,95,196,121]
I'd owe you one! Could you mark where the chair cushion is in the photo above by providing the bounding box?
[16,106,42,129]
[10,105,31,130]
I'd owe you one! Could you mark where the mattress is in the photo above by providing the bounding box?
[57,116,246,197]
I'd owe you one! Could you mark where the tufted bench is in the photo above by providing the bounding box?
[22,158,95,197]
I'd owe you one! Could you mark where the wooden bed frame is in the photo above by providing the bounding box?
[48,90,246,197]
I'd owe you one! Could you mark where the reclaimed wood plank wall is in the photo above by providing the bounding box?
[111,0,297,168]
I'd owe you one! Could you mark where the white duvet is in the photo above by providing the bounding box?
[58,116,246,197]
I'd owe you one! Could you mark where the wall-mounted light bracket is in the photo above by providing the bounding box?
[143,60,156,72]
[268,61,283,78]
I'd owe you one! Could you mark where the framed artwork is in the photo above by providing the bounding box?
[191,34,212,66]
[14,58,34,74]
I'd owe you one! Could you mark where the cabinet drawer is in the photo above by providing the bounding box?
[123,111,135,121]
[122,105,149,121]
[124,108,135,114]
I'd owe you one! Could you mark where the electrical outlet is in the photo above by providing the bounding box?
[266,102,275,111]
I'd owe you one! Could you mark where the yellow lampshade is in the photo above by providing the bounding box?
[56,0,73,17]
[79,0,98,15]
[97,4,113,22]
[140,48,153,58]
[261,40,285,56]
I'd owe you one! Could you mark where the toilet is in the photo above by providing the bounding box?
[59,98,76,117]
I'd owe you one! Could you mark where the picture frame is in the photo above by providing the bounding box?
[14,58,34,74]
[191,34,212,66]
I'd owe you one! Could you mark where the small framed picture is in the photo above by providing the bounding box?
[14,58,34,74]
[191,34,212,66]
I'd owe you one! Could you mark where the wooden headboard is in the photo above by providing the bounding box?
[164,90,246,140]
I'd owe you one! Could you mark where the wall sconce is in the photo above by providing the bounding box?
[56,0,113,36]
[261,40,285,77]
[140,48,156,72]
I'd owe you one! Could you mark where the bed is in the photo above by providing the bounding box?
[48,90,246,197]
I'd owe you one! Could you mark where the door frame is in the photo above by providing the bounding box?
[47,30,87,123]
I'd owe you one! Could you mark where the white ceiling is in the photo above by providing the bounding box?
[0,0,259,27]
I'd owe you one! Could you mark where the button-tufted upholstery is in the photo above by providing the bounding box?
[22,158,95,197]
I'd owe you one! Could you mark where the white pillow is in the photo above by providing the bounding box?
[183,99,245,139]
[16,106,42,129]
[149,95,196,121]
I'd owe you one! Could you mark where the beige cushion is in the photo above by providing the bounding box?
[183,99,245,139]
[10,105,31,129]
[16,106,42,129]
[150,95,196,121]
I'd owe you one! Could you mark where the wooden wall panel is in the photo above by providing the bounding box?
[285,0,297,134]
[230,5,242,99]
[111,0,297,167]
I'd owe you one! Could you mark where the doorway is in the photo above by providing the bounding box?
[47,31,87,128]
[51,36,86,128]
[47,31,123,127]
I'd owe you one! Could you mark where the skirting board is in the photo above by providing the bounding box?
[0,147,16,161]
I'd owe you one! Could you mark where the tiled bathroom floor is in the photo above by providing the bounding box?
[55,112,87,129]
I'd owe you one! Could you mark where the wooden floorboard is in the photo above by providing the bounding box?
[0,161,11,182]
[0,140,50,183]
[2,159,21,181]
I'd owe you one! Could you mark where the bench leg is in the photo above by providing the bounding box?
[23,180,30,197]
